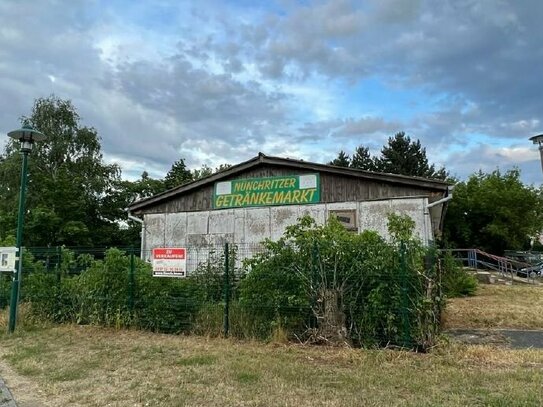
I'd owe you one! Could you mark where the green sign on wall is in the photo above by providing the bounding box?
[213,174,320,209]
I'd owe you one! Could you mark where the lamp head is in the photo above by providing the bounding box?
[7,124,46,153]
[529,134,543,146]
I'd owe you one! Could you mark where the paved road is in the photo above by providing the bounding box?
[447,329,543,348]
[498,329,543,348]
[0,378,16,407]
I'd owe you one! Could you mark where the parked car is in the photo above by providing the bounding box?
[517,262,543,278]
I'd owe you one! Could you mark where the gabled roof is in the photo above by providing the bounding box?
[128,152,450,212]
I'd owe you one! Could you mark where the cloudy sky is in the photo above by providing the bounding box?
[1,0,542,183]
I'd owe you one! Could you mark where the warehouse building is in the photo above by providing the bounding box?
[128,153,451,261]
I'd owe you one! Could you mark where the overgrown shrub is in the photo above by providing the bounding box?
[193,302,223,336]
[133,265,204,333]
[0,275,10,309]
[238,238,311,340]
[441,251,478,297]
[67,248,133,327]
[237,214,443,349]
[17,215,444,349]
[23,249,94,323]
[22,248,210,333]
[191,245,241,302]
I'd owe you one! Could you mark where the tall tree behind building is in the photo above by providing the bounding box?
[330,132,447,180]
[376,132,447,179]
[328,150,351,167]
[350,146,378,171]
[164,158,193,189]
[0,96,121,246]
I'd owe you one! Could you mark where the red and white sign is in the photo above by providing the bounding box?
[152,248,187,277]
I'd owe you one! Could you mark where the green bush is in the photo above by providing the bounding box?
[193,302,223,336]
[441,251,478,297]
[237,215,443,349]
[238,239,311,340]
[17,215,444,349]
[0,275,10,308]
[22,248,211,333]
[67,248,133,327]
[190,245,241,302]
[133,266,205,333]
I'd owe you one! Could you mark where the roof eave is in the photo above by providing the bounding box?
[128,154,264,212]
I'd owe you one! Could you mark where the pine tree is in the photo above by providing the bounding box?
[329,150,351,167]
[164,158,193,189]
[350,146,377,171]
[376,132,447,179]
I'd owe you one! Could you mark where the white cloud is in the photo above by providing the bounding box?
[0,0,542,185]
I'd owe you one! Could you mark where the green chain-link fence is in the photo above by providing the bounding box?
[0,242,442,349]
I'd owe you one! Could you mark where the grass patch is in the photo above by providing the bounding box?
[49,368,86,382]
[0,325,541,406]
[235,371,260,384]
[444,284,543,329]
[174,354,217,366]
[4,344,45,364]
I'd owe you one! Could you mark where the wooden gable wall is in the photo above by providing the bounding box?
[135,164,445,214]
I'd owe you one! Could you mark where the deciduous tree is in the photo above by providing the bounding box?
[0,96,121,246]
[192,164,213,180]
[444,169,543,254]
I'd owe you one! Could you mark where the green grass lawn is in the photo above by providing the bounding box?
[0,323,542,407]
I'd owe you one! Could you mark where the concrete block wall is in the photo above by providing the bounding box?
[142,197,432,268]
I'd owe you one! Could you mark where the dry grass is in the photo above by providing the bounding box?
[0,324,542,407]
[1,285,543,406]
[444,284,543,329]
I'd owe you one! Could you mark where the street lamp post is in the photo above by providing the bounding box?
[529,134,543,174]
[7,124,46,333]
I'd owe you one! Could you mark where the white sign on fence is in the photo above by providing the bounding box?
[0,247,17,273]
[152,248,187,277]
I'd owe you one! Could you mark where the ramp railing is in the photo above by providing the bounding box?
[446,249,539,284]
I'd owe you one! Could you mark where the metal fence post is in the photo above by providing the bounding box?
[223,242,230,337]
[56,246,62,280]
[310,242,318,329]
[129,248,135,314]
[56,246,62,313]
[399,242,411,348]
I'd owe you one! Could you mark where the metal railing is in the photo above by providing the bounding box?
[447,248,541,284]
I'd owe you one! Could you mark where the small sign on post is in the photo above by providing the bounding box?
[0,247,17,273]
[152,248,187,277]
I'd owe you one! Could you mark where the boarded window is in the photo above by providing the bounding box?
[328,209,357,231]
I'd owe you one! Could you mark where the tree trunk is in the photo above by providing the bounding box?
[318,288,350,346]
